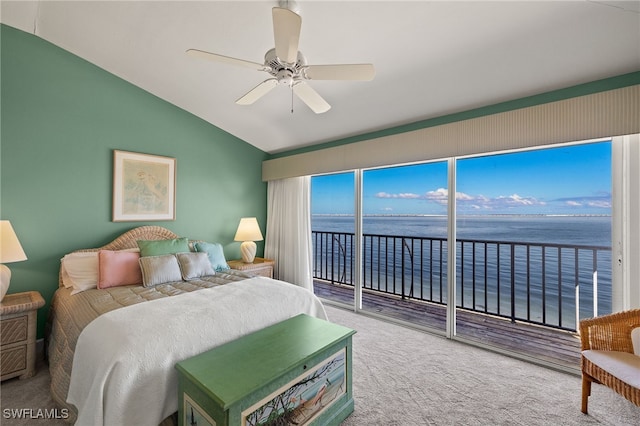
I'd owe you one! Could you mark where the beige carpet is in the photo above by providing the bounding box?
[1,305,638,425]
[325,305,639,425]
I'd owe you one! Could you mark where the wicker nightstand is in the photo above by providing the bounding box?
[227,257,275,278]
[1,291,45,381]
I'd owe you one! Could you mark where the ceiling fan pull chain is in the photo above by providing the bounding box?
[291,86,294,114]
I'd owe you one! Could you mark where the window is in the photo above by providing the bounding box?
[310,140,614,368]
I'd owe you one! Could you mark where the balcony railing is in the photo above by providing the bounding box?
[312,231,612,332]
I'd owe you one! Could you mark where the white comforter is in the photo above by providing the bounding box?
[67,277,328,426]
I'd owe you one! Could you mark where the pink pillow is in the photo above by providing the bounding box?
[98,250,142,289]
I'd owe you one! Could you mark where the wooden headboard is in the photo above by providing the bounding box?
[75,226,179,253]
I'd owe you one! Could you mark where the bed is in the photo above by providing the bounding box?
[46,226,327,425]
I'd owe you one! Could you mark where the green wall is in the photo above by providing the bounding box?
[1,25,268,337]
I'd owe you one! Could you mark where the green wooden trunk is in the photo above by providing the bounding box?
[176,314,356,426]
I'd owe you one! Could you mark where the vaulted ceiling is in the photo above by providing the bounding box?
[2,1,639,154]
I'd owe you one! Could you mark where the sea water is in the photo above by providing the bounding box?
[311,215,612,329]
[313,215,611,246]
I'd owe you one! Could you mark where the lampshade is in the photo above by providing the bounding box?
[234,218,264,242]
[1,220,27,301]
[0,221,27,263]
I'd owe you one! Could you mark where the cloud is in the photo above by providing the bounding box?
[587,200,611,208]
[375,192,420,199]
[555,193,611,209]
[373,188,612,213]
[375,188,547,211]
[424,188,449,204]
[495,194,545,206]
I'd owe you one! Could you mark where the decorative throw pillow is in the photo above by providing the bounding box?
[138,254,183,287]
[194,241,229,271]
[137,237,190,257]
[61,252,99,294]
[176,252,216,280]
[98,250,142,289]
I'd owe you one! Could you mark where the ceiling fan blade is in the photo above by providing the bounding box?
[293,82,331,114]
[304,64,376,81]
[186,49,266,71]
[236,79,278,105]
[273,7,301,64]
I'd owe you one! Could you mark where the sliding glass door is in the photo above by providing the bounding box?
[309,140,613,369]
[311,172,356,305]
[454,141,612,368]
[359,162,449,332]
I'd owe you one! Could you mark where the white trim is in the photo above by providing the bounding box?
[611,134,640,311]
[446,158,457,338]
[354,170,363,312]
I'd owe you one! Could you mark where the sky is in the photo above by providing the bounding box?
[311,140,612,216]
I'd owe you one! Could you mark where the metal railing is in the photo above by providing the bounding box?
[312,231,611,332]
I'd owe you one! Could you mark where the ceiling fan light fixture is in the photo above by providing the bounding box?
[276,69,294,86]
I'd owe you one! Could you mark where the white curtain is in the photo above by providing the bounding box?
[264,176,313,291]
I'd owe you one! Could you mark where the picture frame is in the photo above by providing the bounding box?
[112,150,176,222]
[242,349,347,426]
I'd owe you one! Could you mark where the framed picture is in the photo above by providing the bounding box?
[112,150,176,222]
[242,349,347,426]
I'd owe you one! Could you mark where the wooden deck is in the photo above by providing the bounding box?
[314,279,582,373]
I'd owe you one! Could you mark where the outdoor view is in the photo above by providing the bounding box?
[311,141,612,342]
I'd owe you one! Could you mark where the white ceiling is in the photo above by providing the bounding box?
[2,1,639,154]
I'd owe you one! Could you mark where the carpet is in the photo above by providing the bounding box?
[324,304,639,425]
[1,305,638,425]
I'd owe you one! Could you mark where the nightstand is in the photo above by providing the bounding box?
[1,291,45,381]
[227,257,275,278]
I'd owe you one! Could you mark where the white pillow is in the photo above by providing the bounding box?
[631,326,640,356]
[61,248,140,294]
[61,252,98,294]
[60,263,73,288]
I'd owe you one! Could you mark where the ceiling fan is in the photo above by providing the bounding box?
[186,2,375,114]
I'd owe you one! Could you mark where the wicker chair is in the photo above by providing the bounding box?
[579,309,640,414]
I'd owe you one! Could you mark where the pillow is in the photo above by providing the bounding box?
[194,241,229,271]
[139,254,183,287]
[137,237,190,257]
[98,250,142,289]
[631,326,640,356]
[61,252,98,294]
[176,252,215,280]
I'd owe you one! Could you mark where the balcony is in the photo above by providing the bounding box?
[312,230,612,372]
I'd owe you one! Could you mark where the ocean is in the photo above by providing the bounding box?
[311,215,612,330]
[312,215,611,246]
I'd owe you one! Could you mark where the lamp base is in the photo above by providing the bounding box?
[240,241,257,263]
[0,264,11,302]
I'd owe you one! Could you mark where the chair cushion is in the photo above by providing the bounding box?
[582,349,640,388]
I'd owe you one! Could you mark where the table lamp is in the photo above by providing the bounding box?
[234,217,264,263]
[1,221,27,301]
